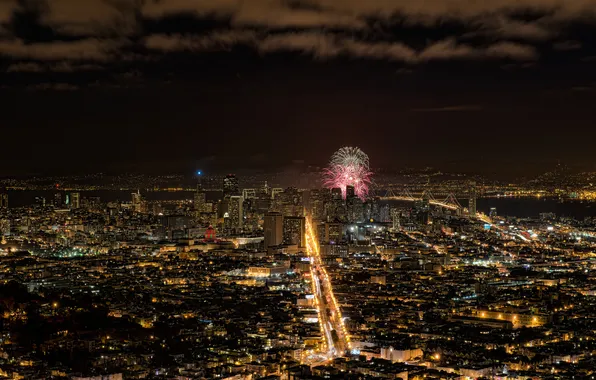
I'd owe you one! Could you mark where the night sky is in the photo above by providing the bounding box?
[2,0,596,177]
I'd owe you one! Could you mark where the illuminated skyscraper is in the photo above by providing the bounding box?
[54,192,63,208]
[271,188,283,199]
[228,195,244,230]
[283,216,305,247]
[468,181,477,216]
[194,191,206,212]
[345,185,355,199]
[264,212,283,248]
[242,189,256,199]
[223,174,239,197]
[131,190,143,213]
[391,209,401,231]
[0,192,7,209]
[69,192,80,209]
[331,187,342,200]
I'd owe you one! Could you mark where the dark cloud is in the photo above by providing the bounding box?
[26,82,79,91]
[0,38,127,61]
[553,40,582,51]
[412,105,484,112]
[0,0,593,75]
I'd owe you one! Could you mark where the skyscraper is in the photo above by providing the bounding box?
[223,174,239,197]
[264,212,283,248]
[283,216,306,247]
[391,209,401,231]
[69,192,80,209]
[194,191,206,212]
[0,192,7,209]
[132,190,144,213]
[345,185,355,199]
[54,192,63,208]
[331,187,342,200]
[468,181,477,216]
[228,195,244,230]
[242,189,257,199]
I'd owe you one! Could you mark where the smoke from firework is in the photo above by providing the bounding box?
[323,147,373,200]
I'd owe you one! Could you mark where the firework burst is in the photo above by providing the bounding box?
[323,147,373,200]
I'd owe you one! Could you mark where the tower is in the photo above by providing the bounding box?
[69,192,80,209]
[468,181,477,216]
[345,185,355,200]
[283,216,306,247]
[391,209,401,231]
[264,212,283,248]
[194,190,206,212]
[228,195,244,231]
[0,192,7,209]
[223,174,239,197]
[54,192,63,208]
[131,190,143,213]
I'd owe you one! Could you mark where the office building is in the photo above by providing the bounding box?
[324,222,343,244]
[271,188,283,199]
[54,192,63,208]
[194,191,206,212]
[345,185,355,199]
[69,192,80,209]
[131,191,144,213]
[223,174,239,197]
[468,181,477,216]
[331,187,342,200]
[228,195,244,230]
[264,212,283,248]
[283,216,305,247]
[0,193,7,209]
[242,188,257,199]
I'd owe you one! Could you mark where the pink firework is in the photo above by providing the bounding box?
[323,147,373,200]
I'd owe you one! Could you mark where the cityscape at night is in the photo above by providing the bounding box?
[4,0,596,379]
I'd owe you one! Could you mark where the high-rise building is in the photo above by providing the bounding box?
[264,212,283,248]
[0,193,7,209]
[228,195,244,230]
[223,174,239,197]
[345,185,355,199]
[468,181,477,216]
[271,188,283,199]
[194,191,206,212]
[310,189,329,221]
[131,190,143,213]
[324,222,343,244]
[69,192,80,209]
[54,192,63,208]
[242,189,257,199]
[283,216,305,247]
[331,187,342,200]
[34,196,46,207]
[391,209,401,231]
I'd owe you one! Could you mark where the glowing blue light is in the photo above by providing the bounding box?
[196,171,202,175]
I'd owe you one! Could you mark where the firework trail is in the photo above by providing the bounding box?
[323,147,372,200]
